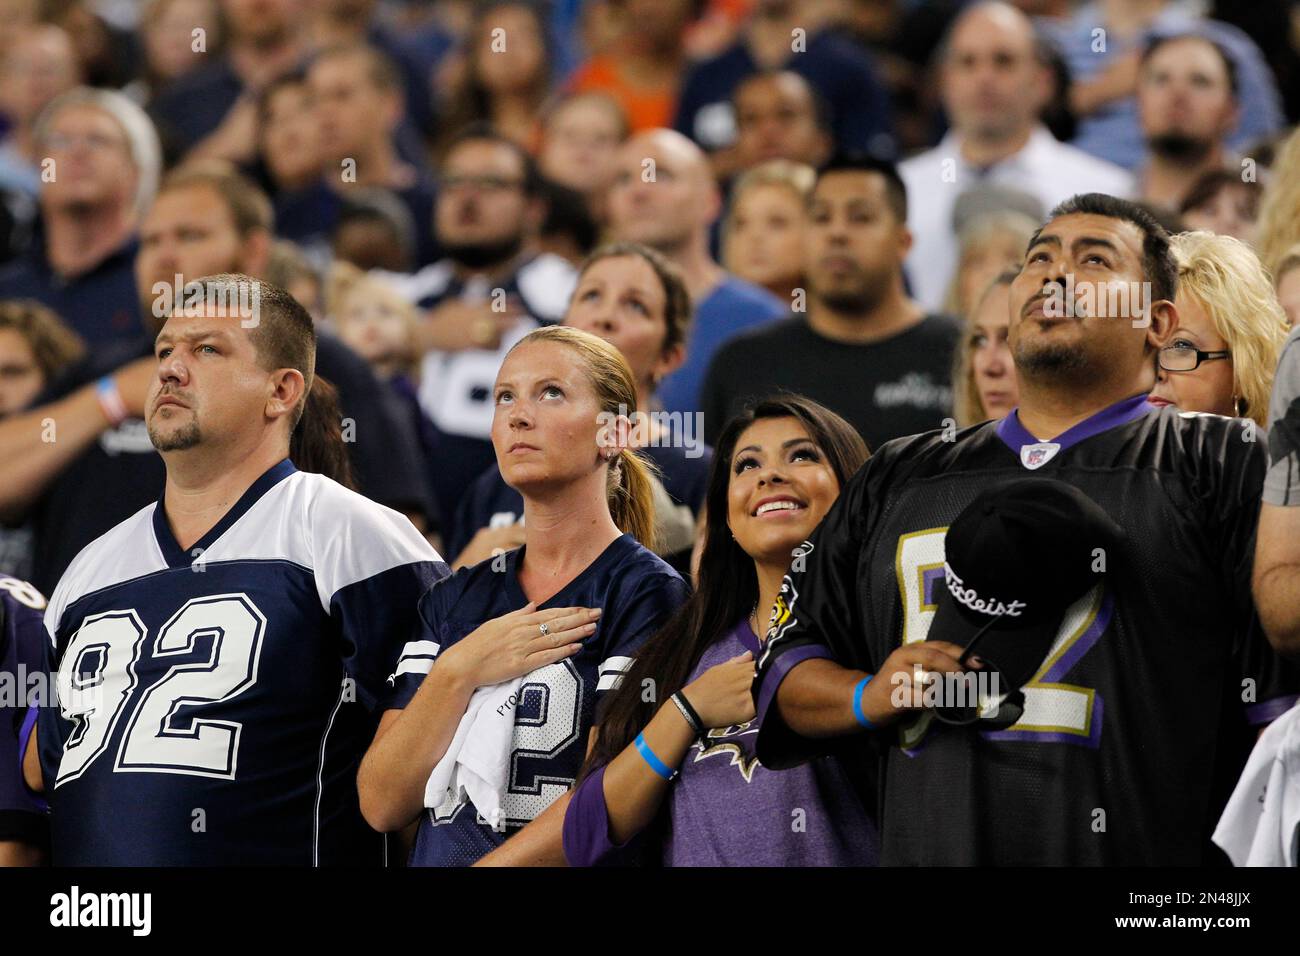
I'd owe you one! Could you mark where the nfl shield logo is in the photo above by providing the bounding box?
[1020,442,1061,470]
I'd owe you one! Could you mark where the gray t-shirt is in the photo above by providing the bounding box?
[1264,327,1300,506]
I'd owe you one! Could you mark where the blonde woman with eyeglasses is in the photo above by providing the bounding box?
[1149,231,1289,427]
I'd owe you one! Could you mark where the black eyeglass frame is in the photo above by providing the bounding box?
[1158,344,1231,372]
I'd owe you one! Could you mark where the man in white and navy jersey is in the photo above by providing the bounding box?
[378,124,577,522]
[21,276,448,865]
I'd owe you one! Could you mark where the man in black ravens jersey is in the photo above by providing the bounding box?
[752,193,1300,865]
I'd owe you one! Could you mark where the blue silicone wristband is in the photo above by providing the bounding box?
[852,674,876,729]
[634,732,675,781]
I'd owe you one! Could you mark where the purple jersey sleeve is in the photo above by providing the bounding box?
[0,577,50,843]
[562,765,643,866]
[753,462,873,770]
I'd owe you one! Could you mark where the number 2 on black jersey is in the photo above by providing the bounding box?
[895,529,1108,750]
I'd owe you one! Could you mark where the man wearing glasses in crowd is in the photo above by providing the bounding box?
[376,124,578,526]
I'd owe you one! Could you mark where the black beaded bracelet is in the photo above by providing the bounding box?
[671,691,706,742]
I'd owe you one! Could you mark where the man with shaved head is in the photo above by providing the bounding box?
[606,127,785,418]
[900,1,1131,311]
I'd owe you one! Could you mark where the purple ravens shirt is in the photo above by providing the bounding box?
[565,619,878,866]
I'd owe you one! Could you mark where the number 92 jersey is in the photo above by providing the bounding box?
[35,461,447,866]
[383,533,688,867]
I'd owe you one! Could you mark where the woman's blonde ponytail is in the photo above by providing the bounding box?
[607,448,657,549]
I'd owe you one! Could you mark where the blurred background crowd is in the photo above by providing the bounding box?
[2,0,1300,595]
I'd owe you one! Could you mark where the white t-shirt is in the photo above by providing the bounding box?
[899,125,1134,311]
[1213,701,1300,866]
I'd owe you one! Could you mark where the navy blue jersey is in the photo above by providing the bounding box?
[0,237,143,346]
[0,575,47,847]
[755,397,1300,865]
[36,460,447,865]
[384,533,689,866]
[448,441,712,560]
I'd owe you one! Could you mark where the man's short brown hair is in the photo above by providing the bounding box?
[186,274,316,427]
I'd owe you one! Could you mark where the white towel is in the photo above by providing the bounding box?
[425,676,525,826]
[1213,700,1300,866]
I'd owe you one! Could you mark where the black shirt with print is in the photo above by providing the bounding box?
[700,313,960,451]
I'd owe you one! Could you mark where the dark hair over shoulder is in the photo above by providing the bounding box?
[578,395,868,779]
[289,375,356,490]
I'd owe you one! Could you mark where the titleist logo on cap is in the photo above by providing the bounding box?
[944,563,1027,618]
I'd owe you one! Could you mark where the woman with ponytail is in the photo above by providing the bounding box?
[450,241,710,574]
[358,326,689,866]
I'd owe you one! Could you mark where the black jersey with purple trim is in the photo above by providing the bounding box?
[383,533,689,866]
[754,396,1299,865]
[36,460,447,866]
[0,575,47,847]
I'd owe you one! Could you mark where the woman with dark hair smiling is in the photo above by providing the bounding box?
[562,396,877,865]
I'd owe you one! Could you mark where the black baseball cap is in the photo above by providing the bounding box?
[925,478,1124,726]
